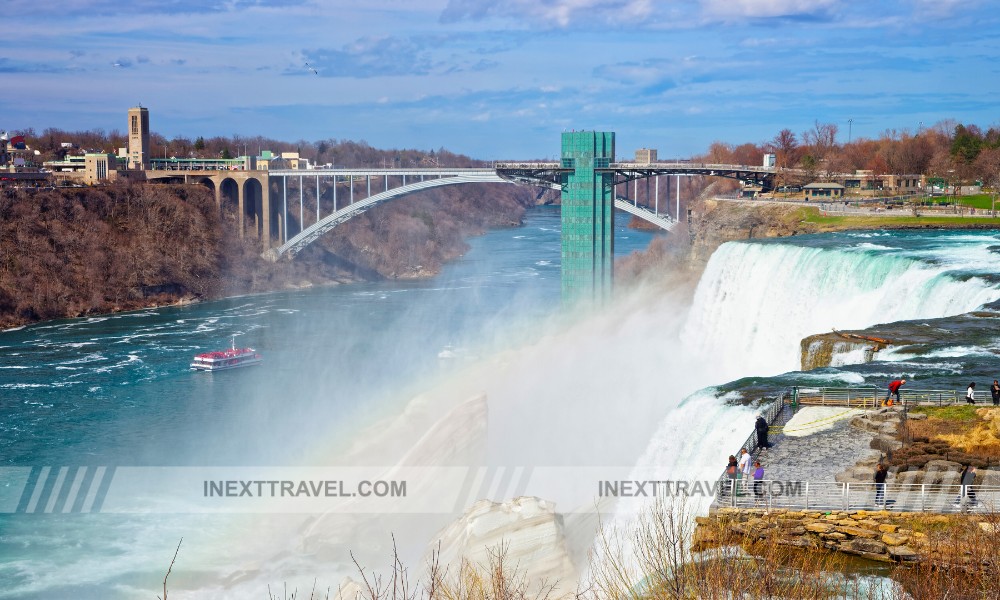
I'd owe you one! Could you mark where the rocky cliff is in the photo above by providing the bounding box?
[686,199,820,267]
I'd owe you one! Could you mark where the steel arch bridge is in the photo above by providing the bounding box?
[264,163,690,260]
[269,169,507,259]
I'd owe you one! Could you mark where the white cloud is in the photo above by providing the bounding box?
[441,0,654,27]
[701,0,840,19]
[740,37,780,48]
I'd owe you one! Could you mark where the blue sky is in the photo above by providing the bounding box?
[2,0,998,159]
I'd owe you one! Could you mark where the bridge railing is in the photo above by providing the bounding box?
[717,480,999,513]
[492,162,564,170]
[608,162,774,173]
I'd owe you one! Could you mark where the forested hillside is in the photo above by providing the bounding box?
[0,180,536,329]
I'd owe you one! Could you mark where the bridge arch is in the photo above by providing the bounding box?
[219,177,239,212]
[197,177,216,197]
[266,172,677,261]
[270,172,504,259]
[242,177,264,238]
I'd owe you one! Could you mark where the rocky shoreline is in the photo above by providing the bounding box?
[694,507,948,563]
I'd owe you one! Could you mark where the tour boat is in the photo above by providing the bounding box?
[190,337,262,371]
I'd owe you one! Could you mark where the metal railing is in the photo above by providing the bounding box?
[739,395,786,457]
[793,386,983,408]
[793,386,880,408]
[713,396,786,495]
[711,386,995,512]
[899,388,975,406]
[717,481,999,513]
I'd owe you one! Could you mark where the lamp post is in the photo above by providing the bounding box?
[848,118,853,144]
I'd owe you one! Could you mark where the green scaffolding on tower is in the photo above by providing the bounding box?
[560,131,615,305]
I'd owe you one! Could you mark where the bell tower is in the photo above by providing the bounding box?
[127,106,150,170]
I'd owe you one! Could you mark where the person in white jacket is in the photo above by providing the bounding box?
[738,448,753,493]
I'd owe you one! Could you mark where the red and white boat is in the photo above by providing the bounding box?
[190,337,262,371]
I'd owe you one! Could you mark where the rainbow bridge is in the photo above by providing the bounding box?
[265,160,776,261]
[150,131,778,302]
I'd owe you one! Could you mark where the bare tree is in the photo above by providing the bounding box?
[975,146,1000,215]
[802,120,839,161]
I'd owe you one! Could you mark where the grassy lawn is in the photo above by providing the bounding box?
[794,206,1000,229]
[900,193,999,210]
[949,193,999,210]
[908,405,982,422]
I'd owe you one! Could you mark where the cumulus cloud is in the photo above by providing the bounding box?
[441,0,653,27]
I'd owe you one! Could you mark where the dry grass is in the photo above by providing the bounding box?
[889,511,1000,600]
[586,498,1000,600]
[585,498,889,600]
[280,497,1000,600]
[346,538,558,600]
[905,406,1000,458]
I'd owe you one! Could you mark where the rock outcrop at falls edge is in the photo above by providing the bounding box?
[686,199,823,267]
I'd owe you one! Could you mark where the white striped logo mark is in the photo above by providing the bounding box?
[15,466,116,513]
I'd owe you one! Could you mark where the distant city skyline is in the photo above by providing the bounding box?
[2,0,998,159]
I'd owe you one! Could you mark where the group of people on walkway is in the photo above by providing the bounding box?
[884,378,1000,406]
[965,380,1000,405]
[725,449,766,502]
[722,415,773,502]
[722,382,992,510]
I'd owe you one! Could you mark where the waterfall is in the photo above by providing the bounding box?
[681,239,1000,380]
[613,232,1000,542]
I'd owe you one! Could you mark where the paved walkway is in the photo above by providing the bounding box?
[716,403,996,513]
[758,407,879,482]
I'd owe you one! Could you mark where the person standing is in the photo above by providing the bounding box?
[885,379,906,406]
[753,461,765,504]
[738,448,753,493]
[964,465,978,507]
[725,455,738,497]
[755,415,770,449]
[966,382,977,405]
[956,465,978,508]
[874,463,887,506]
[991,380,999,406]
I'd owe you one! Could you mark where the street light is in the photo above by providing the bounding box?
[848,118,853,144]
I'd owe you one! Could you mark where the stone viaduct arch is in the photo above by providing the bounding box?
[145,170,274,245]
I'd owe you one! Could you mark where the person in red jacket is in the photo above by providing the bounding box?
[884,379,906,406]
